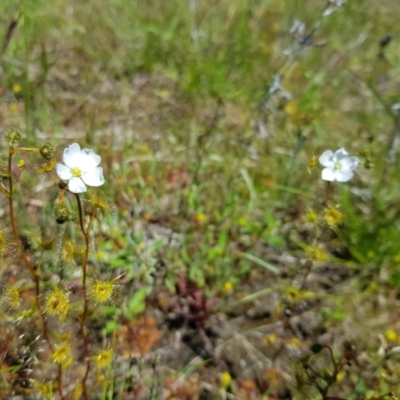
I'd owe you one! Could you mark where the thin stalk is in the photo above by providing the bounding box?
[74,193,94,400]
[324,181,332,206]
[8,146,65,399]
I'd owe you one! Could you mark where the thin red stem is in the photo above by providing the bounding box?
[74,193,92,400]
[8,146,65,399]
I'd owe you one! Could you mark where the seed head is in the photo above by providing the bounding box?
[5,128,21,146]
[54,203,76,224]
[39,143,55,160]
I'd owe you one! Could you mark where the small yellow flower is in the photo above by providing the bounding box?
[92,348,113,370]
[51,342,73,367]
[263,333,278,345]
[286,337,302,348]
[91,280,115,304]
[238,217,247,226]
[12,83,22,93]
[324,205,344,228]
[307,245,328,262]
[196,213,207,225]
[336,371,346,383]
[223,281,233,293]
[220,372,232,389]
[45,287,70,321]
[17,159,25,169]
[385,329,398,342]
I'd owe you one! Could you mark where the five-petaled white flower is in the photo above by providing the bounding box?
[56,143,105,193]
[319,147,359,182]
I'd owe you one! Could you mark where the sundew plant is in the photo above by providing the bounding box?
[0,132,114,399]
[2,0,400,399]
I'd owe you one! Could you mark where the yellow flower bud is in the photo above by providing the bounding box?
[17,159,25,168]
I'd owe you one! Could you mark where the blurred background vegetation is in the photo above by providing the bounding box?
[2,0,400,398]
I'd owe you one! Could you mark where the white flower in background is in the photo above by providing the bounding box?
[56,143,105,193]
[319,147,359,182]
[329,0,346,6]
[290,20,306,36]
[323,0,346,16]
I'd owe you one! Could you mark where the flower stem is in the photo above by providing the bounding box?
[324,181,332,206]
[8,146,65,399]
[74,193,92,399]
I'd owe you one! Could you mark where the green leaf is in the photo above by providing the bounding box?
[126,287,147,318]
[241,252,280,275]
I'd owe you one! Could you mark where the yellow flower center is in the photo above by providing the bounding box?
[334,162,342,170]
[71,167,82,177]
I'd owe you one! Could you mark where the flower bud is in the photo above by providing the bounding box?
[17,159,25,168]
[54,203,71,224]
[5,128,21,145]
[310,343,324,354]
[39,143,55,160]
[58,181,68,190]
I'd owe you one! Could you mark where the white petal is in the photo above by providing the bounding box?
[56,163,73,180]
[340,156,359,171]
[335,170,353,182]
[335,147,349,159]
[81,148,101,169]
[63,143,83,169]
[348,156,359,169]
[82,167,105,187]
[68,177,87,193]
[321,168,335,181]
[319,150,334,167]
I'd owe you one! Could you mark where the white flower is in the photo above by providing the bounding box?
[56,143,105,193]
[290,20,306,36]
[329,0,345,6]
[319,147,359,182]
[323,0,346,16]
